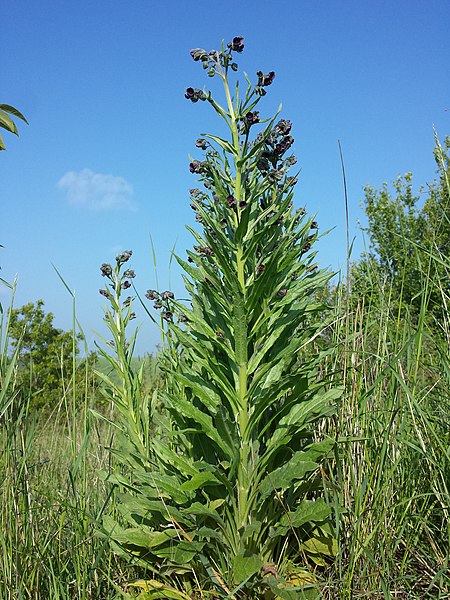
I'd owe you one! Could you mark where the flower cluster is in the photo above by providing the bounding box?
[254,119,296,184]
[184,87,207,103]
[190,36,243,73]
[98,251,136,319]
[145,289,179,322]
[255,70,276,96]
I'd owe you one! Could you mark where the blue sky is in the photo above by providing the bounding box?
[1,0,449,354]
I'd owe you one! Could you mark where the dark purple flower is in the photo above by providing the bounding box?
[185,87,206,102]
[100,263,112,277]
[129,312,136,320]
[161,290,175,300]
[122,280,131,289]
[196,138,208,150]
[228,36,244,53]
[302,242,312,253]
[145,289,160,301]
[263,71,275,86]
[154,301,163,309]
[239,200,247,208]
[162,311,173,321]
[285,155,297,167]
[123,296,132,306]
[216,330,224,338]
[258,70,275,87]
[226,194,237,208]
[311,221,319,229]
[245,111,260,126]
[275,120,292,135]
[179,314,188,323]
[116,250,132,264]
[99,289,109,298]
[257,264,265,273]
[190,160,205,174]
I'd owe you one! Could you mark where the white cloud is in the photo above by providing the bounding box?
[57,168,134,210]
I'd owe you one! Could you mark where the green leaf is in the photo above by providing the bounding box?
[0,104,28,123]
[232,551,263,584]
[0,109,18,135]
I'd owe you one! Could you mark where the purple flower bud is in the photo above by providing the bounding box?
[239,200,247,208]
[99,289,110,298]
[179,314,188,323]
[129,312,136,320]
[196,138,208,150]
[154,301,163,309]
[162,311,173,321]
[216,330,224,338]
[123,296,132,306]
[257,264,265,272]
[302,242,312,253]
[185,87,206,102]
[311,221,319,229]
[100,263,112,277]
[123,269,136,278]
[190,48,208,62]
[190,160,205,174]
[122,280,131,289]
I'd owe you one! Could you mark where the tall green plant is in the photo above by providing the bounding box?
[101,37,340,598]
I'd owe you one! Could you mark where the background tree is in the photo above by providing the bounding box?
[8,300,80,408]
[351,136,450,329]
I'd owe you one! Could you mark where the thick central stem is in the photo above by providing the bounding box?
[223,73,251,534]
